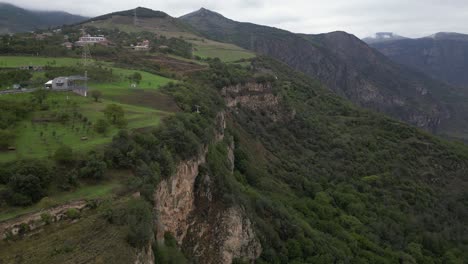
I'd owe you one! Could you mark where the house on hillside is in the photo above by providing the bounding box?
[133,40,150,51]
[62,42,73,49]
[44,76,88,97]
[75,34,109,46]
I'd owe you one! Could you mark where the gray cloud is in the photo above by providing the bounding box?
[8,0,468,38]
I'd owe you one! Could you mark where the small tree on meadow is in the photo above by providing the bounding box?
[90,90,102,102]
[54,145,74,165]
[32,88,49,105]
[94,118,110,135]
[130,72,142,84]
[103,104,127,128]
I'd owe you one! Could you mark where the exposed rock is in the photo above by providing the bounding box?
[222,82,294,122]
[153,148,207,242]
[153,120,261,263]
[181,156,261,264]
[0,200,88,239]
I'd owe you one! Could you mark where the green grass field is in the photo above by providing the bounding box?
[0,56,177,162]
[0,92,167,162]
[190,39,256,62]
[0,56,81,68]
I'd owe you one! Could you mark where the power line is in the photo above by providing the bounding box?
[134,8,139,27]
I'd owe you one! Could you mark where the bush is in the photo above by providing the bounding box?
[94,118,110,134]
[125,199,153,248]
[80,155,107,180]
[65,208,80,220]
[8,174,45,205]
[104,104,126,128]
[41,212,53,225]
[54,145,74,165]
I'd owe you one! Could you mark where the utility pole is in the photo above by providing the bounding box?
[82,44,92,67]
[195,105,201,114]
[134,8,139,27]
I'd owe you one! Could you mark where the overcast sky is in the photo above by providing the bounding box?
[8,0,468,38]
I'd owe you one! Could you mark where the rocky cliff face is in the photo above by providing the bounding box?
[222,82,294,122]
[152,112,261,263]
[181,10,452,132]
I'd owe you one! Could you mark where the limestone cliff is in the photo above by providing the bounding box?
[152,112,261,263]
[222,82,295,122]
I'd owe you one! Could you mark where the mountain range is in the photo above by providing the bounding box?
[0,2,87,34]
[181,8,468,139]
[369,32,468,88]
[0,5,467,264]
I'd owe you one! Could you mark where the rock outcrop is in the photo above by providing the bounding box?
[222,82,294,122]
[182,172,262,264]
[152,112,261,263]
[0,200,88,239]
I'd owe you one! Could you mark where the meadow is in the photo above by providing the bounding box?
[0,56,176,162]
[190,40,256,62]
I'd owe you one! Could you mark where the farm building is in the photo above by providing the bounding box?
[75,35,108,46]
[133,40,150,51]
[62,42,73,49]
[45,76,88,97]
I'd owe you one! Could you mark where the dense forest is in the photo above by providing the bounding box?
[0,55,467,263]
[220,58,468,263]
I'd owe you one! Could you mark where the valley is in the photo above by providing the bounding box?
[0,3,467,264]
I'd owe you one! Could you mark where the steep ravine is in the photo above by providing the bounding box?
[142,112,261,263]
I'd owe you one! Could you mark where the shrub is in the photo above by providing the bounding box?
[8,174,45,205]
[80,155,107,180]
[41,212,53,225]
[94,118,110,134]
[54,145,74,165]
[65,208,80,220]
[125,199,153,248]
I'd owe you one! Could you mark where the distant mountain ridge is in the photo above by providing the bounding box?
[181,8,458,134]
[370,32,468,87]
[0,2,87,34]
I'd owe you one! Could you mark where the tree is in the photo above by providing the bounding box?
[103,104,127,128]
[125,199,153,248]
[94,118,110,134]
[8,174,45,205]
[90,90,103,102]
[130,72,142,84]
[32,88,49,105]
[54,145,74,165]
[80,154,107,180]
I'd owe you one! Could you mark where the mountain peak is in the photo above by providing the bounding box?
[180,7,227,20]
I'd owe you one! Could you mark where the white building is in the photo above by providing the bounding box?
[44,76,88,97]
[75,35,108,46]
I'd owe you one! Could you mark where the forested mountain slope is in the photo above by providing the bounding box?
[181,8,468,140]
[219,57,468,263]
[0,55,467,263]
